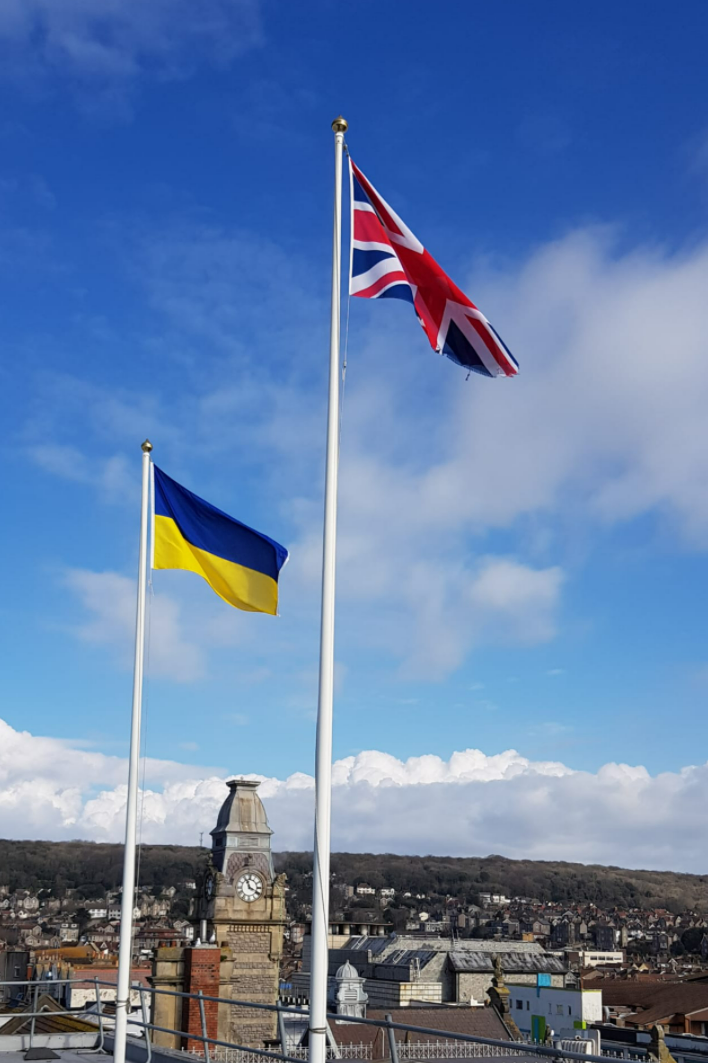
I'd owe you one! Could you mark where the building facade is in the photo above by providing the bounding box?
[506,983,603,1042]
[152,779,287,1051]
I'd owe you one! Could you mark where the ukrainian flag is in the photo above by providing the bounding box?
[153,466,288,615]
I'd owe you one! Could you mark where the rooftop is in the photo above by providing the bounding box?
[449,951,567,974]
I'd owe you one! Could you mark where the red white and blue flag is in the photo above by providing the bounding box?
[349,159,518,378]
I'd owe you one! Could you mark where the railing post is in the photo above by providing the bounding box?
[139,986,152,1063]
[198,989,211,1063]
[384,1014,400,1063]
[94,977,105,1053]
[29,982,39,1051]
[277,1003,288,1058]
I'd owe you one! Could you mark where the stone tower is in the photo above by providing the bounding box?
[196,779,287,1049]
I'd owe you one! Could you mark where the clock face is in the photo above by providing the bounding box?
[236,872,263,903]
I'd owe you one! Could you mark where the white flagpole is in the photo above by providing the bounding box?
[114,438,152,1063]
[308,116,347,1063]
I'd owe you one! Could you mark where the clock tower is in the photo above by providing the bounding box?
[197,779,287,1048]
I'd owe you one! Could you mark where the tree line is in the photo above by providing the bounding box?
[1,840,706,913]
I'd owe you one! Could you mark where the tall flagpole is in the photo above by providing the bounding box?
[114,438,152,1063]
[309,116,347,1063]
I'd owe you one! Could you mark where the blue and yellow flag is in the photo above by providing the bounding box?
[153,466,288,615]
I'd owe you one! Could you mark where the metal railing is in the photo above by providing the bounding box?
[0,975,112,1053]
[198,1047,375,1063]
[0,975,692,1063]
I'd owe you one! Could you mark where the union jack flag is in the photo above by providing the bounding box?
[349,159,518,378]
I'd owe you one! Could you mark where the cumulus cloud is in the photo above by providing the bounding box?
[2,716,708,872]
[0,717,224,837]
[28,225,708,680]
[464,229,708,539]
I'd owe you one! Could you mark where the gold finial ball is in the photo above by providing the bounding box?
[141,439,153,453]
[332,115,348,133]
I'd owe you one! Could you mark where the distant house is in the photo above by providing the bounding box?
[355,885,376,896]
[479,893,510,907]
[551,920,576,947]
[594,923,616,950]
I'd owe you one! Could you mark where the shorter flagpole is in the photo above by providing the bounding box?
[114,438,152,1063]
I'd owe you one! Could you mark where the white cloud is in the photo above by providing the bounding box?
[0,0,262,114]
[63,568,204,682]
[28,444,136,503]
[27,225,708,681]
[465,229,708,539]
[2,716,708,872]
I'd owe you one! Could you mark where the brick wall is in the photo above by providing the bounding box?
[182,945,220,1056]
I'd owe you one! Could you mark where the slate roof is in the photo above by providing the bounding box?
[602,982,708,1028]
[371,1006,513,1041]
[448,951,566,974]
[346,936,543,958]
[377,949,438,968]
[330,1005,514,1060]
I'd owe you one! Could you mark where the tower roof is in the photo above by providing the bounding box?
[210,778,273,838]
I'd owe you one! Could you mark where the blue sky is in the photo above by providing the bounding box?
[2,0,708,861]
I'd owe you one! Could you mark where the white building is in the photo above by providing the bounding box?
[566,948,624,968]
[479,893,510,907]
[507,983,602,1041]
[66,972,148,1011]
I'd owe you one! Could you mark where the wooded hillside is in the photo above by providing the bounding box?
[0,840,705,912]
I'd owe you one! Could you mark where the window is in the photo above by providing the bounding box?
[548,1005,552,1015]
[516,1000,523,1010]
[527,1002,530,1011]
[568,1006,572,1016]
[556,1005,564,1015]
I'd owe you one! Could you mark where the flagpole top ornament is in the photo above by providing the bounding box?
[332,116,348,134]
[141,439,153,453]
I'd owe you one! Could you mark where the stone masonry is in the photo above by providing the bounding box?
[152,780,286,1054]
